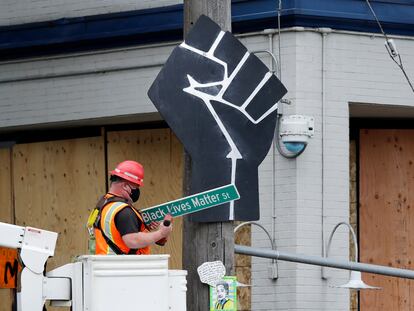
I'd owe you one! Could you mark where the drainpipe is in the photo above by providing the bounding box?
[268,30,277,265]
[252,28,281,265]
[319,27,332,276]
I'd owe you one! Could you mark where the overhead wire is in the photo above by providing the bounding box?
[365,0,414,93]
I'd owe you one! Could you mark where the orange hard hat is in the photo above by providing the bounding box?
[110,160,144,186]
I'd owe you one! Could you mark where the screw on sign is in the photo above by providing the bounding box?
[0,247,21,288]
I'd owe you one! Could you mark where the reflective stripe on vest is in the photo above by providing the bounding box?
[102,202,126,245]
[95,200,150,255]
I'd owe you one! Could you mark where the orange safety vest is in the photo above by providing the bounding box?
[95,194,150,255]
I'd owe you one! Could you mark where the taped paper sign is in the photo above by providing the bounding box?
[141,184,239,225]
[197,261,226,287]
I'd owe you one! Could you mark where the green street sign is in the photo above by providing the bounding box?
[141,184,240,224]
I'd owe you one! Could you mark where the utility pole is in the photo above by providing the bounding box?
[182,1,233,310]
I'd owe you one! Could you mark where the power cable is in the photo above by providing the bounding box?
[365,0,414,93]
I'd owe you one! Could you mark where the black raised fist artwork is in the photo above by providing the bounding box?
[148,15,287,222]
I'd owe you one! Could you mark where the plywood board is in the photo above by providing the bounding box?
[0,148,12,223]
[13,137,106,270]
[107,129,183,269]
[360,129,414,311]
[234,222,251,311]
[0,148,14,310]
[349,140,358,311]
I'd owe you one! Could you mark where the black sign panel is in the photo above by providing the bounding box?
[148,15,287,222]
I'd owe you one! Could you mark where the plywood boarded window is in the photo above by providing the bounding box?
[0,147,14,311]
[350,140,358,311]
[360,129,414,310]
[235,222,251,311]
[12,137,106,269]
[0,126,184,311]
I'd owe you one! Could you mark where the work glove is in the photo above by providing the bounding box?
[148,15,287,221]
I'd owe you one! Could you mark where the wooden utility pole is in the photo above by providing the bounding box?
[182,1,233,310]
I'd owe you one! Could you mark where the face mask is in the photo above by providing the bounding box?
[130,187,140,202]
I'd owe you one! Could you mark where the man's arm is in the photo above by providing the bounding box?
[115,208,173,249]
[122,228,170,249]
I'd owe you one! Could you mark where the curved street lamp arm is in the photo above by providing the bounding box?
[326,221,358,261]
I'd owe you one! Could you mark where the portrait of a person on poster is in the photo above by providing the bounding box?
[210,277,237,310]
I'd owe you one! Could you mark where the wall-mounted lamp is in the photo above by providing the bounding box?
[322,221,380,290]
[234,221,278,280]
[251,50,280,76]
[334,270,380,290]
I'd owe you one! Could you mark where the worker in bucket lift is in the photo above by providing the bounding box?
[89,160,173,255]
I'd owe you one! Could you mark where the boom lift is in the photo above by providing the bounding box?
[0,221,186,311]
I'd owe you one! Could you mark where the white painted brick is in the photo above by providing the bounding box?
[252,30,413,311]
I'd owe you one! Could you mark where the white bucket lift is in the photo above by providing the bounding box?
[0,221,187,311]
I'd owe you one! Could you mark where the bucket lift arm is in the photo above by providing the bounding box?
[0,221,185,311]
[0,221,77,311]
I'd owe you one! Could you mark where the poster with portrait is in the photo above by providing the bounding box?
[209,276,237,310]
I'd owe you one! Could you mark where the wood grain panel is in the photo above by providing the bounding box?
[235,222,251,311]
[0,148,14,311]
[0,148,12,223]
[360,129,414,311]
[350,140,358,311]
[107,129,183,269]
[13,137,106,270]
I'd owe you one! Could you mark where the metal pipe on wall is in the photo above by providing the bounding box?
[321,28,328,267]
[235,245,414,280]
